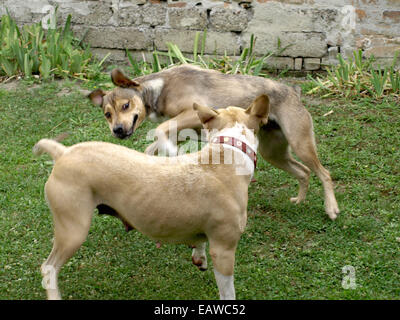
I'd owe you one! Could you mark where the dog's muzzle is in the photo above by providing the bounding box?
[113,124,127,139]
[113,114,139,139]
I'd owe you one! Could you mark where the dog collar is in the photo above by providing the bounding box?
[212,136,257,168]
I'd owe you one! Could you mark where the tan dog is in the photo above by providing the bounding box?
[34,95,270,300]
[89,65,339,220]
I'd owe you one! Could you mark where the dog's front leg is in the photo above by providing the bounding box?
[41,263,61,300]
[146,130,177,156]
[209,239,238,300]
[145,109,202,156]
[214,269,235,300]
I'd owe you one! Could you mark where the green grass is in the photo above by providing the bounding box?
[0,78,399,300]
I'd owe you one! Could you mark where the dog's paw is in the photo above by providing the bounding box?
[145,140,178,157]
[192,246,207,271]
[145,142,158,156]
[158,140,178,157]
[326,206,340,220]
[192,255,208,271]
[326,199,340,220]
[290,196,305,204]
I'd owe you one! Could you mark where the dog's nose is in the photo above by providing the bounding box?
[113,125,124,136]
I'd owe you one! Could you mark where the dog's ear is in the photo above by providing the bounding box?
[193,103,218,124]
[245,94,270,125]
[111,69,140,88]
[88,89,107,107]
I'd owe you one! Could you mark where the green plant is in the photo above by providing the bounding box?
[0,11,108,80]
[389,66,400,93]
[388,52,400,94]
[307,50,400,99]
[126,50,161,77]
[368,66,389,99]
[126,31,285,78]
[229,34,274,76]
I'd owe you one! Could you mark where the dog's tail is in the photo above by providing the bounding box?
[33,133,69,161]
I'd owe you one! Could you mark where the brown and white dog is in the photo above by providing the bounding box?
[34,95,270,300]
[89,65,339,219]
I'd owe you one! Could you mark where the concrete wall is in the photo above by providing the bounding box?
[1,0,399,71]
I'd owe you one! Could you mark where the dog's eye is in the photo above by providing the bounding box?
[122,102,130,110]
[105,112,111,119]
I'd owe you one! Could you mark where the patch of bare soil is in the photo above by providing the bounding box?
[0,78,91,97]
[0,79,20,91]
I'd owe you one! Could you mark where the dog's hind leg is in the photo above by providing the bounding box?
[258,123,310,205]
[191,242,207,271]
[41,181,94,299]
[276,107,340,220]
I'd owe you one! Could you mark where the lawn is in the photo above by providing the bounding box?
[0,75,399,300]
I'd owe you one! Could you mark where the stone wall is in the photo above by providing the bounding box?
[1,0,399,71]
